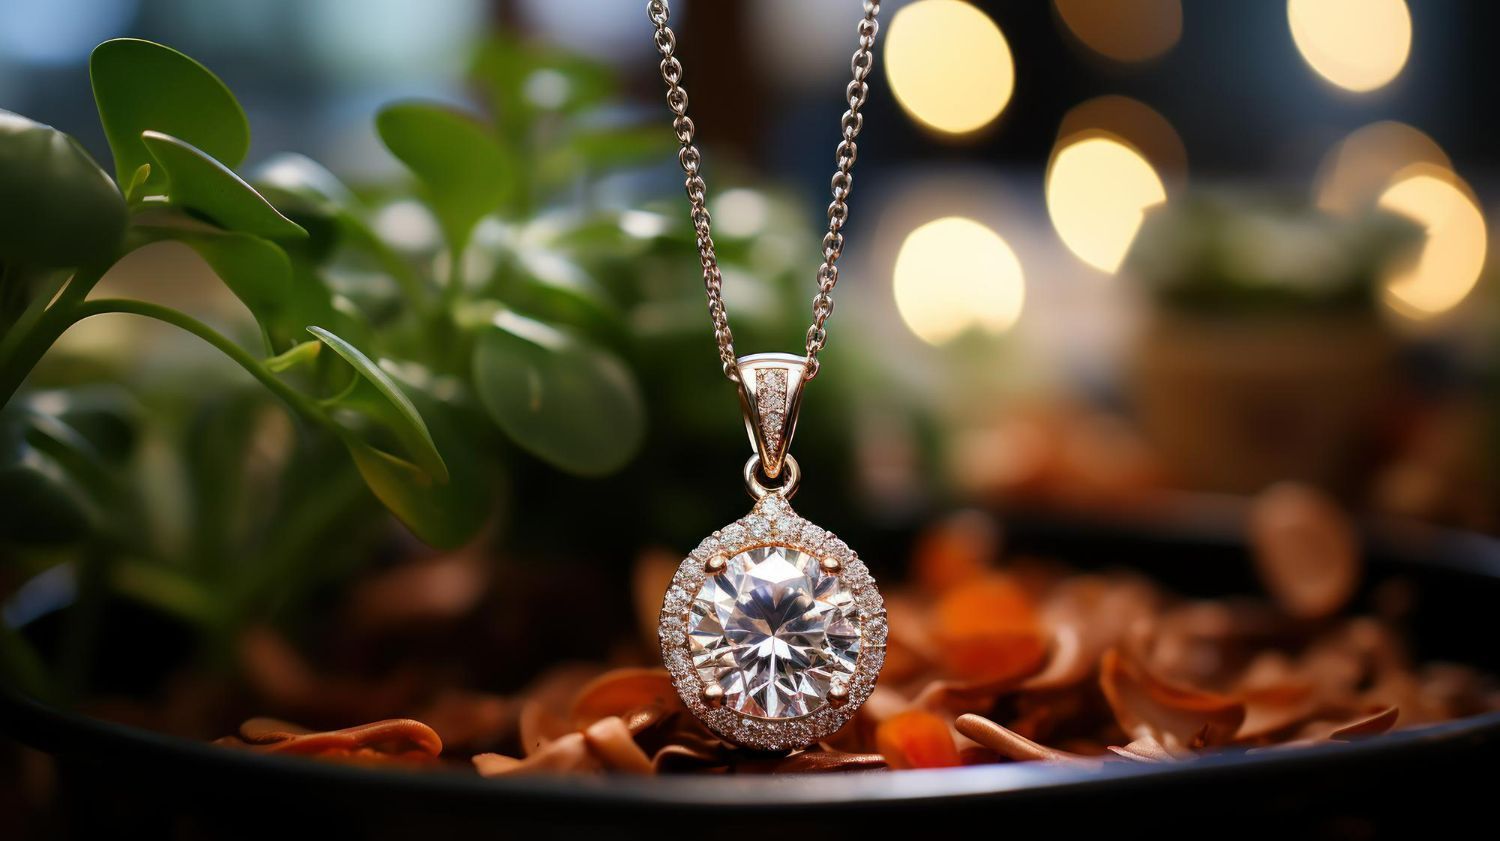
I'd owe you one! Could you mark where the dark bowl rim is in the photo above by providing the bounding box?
[5,683,1500,810]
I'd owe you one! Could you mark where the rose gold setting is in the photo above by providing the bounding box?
[658,492,887,751]
[733,353,808,481]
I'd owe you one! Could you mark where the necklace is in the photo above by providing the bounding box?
[647,0,887,751]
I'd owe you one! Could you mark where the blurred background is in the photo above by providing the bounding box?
[3,0,1500,821]
[4,0,1497,522]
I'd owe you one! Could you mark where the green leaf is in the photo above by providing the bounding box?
[375,102,508,256]
[491,243,619,335]
[251,152,358,214]
[471,37,614,119]
[342,444,454,548]
[308,326,448,483]
[340,383,490,550]
[473,310,644,475]
[90,38,249,194]
[0,110,126,268]
[0,411,93,545]
[140,131,306,240]
[564,124,675,171]
[251,153,374,267]
[132,224,297,349]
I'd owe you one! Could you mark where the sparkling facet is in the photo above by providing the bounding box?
[687,544,861,719]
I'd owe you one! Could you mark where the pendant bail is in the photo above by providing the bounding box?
[733,352,808,480]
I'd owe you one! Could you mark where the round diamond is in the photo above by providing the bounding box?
[686,544,861,719]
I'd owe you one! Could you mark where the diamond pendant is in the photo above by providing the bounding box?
[658,354,886,751]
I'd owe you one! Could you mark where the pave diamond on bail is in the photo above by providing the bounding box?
[687,545,860,718]
[660,493,885,751]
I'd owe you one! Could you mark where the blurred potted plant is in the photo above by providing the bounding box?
[1125,192,1420,494]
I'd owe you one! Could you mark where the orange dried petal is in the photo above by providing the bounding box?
[582,716,653,774]
[517,663,603,755]
[934,575,1039,638]
[632,548,680,647]
[1100,648,1245,749]
[568,667,679,732]
[347,545,488,632]
[1248,483,1360,620]
[1236,681,1320,742]
[912,511,998,594]
[473,731,601,776]
[1106,734,1187,763]
[1329,705,1400,740]
[874,710,962,770]
[234,717,442,761]
[953,714,1097,764]
[932,576,1046,684]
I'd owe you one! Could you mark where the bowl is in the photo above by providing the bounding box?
[5,506,1497,836]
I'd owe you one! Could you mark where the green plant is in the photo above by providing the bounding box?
[0,40,459,549]
[1125,191,1422,316]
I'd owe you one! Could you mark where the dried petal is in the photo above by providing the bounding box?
[518,663,605,755]
[1099,648,1245,748]
[582,716,653,774]
[473,732,600,776]
[932,576,1047,685]
[874,710,962,770]
[1236,682,1320,742]
[912,510,998,594]
[568,667,680,732]
[228,717,442,763]
[1024,575,1158,691]
[953,714,1098,764]
[1328,705,1400,740]
[632,548,679,648]
[347,545,489,632]
[1248,483,1360,620]
[881,592,939,684]
[416,690,516,753]
[652,743,730,773]
[1106,734,1188,763]
[735,747,888,774]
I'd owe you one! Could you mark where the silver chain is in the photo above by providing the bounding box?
[647,1,881,382]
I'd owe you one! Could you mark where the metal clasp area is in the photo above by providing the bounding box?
[734,352,808,497]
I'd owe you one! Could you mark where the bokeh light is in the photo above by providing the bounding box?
[1315,121,1451,214]
[1288,0,1411,92]
[885,0,1014,136]
[1055,95,1187,179]
[1054,0,1182,62]
[893,217,1025,345]
[1377,165,1487,319]
[1047,134,1169,273]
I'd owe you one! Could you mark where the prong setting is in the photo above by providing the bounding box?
[820,554,842,573]
[704,553,727,573]
[701,683,725,707]
[828,678,850,708]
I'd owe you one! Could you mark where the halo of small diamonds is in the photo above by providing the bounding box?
[658,493,886,751]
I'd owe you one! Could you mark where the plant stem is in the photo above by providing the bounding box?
[443,243,465,310]
[0,263,109,408]
[68,299,329,423]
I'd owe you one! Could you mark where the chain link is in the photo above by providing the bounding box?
[647,1,881,382]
